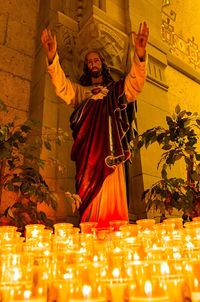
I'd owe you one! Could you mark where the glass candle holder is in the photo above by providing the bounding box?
[136,219,156,231]
[153,222,175,236]
[61,262,106,301]
[25,224,46,240]
[0,225,17,232]
[92,226,114,241]
[183,259,200,301]
[0,226,18,241]
[80,222,98,234]
[53,223,74,238]
[146,247,166,261]
[119,224,140,237]
[0,253,47,301]
[192,216,200,222]
[184,221,200,229]
[109,220,128,231]
[165,259,185,302]
[102,247,131,302]
[123,237,146,260]
[163,217,183,230]
[0,237,24,253]
[126,260,170,301]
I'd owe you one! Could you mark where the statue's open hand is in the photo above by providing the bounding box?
[41,28,57,64]
[132,21,149,60]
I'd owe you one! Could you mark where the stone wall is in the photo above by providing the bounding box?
[0,0,39,120]
[0,0,39,211]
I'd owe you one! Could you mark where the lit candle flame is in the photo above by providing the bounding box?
[133,252,140,260]
[161,262,169,275]
[13,268,22,282]
[194,277,199,288]
[185,241,194,249]
[24,290,31,299]
[112,268,120,279]
[31,229,39,237]
[144,280,152,297]
[82,284,92,298]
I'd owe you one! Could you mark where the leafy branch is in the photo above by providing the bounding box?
[134,104,200,218]
[0,100,69,230]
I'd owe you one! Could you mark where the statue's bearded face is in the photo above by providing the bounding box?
[86,52,102,78]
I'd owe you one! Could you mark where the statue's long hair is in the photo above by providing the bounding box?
[79,50,114,86]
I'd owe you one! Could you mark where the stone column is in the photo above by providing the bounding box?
[125,0,169,221]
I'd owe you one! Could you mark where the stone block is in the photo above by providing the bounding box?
[106,0,126,26]
[0,70,30,111]
[57,100,73,137]
[29,84,45,124]
[0,0,21,22]
[0,45,32,80]
[7,19,36,56]
[128,174,147,216]
[20,1,38,28]
[31,48,47,88]
[0,106,27,129]
[50,0,63,11]
[37,178,77,222]
[137,81,169,113]
[56,141,76,179]
[54,177,76,194]
[0,0,38,28]
[0,190,18,213]
[0,14,7,45]
[43,93,59,128]
[128,0,162,41]
[40,156,57,179]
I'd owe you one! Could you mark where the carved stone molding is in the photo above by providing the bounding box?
[161,2,200,74]
[52,11,129,78]
[147,55,169,91]
[53,12,78,63]
[55,24,75,61]
[73,15,129,78]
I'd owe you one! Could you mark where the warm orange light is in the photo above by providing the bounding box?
[144,280,152,297]
[112,268,120,279]
[82,284,92,298]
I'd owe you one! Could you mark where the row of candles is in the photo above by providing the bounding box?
[0,217,200,301]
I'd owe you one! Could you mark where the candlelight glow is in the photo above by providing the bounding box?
[185,241,194,249]
[144,280,152,297]
[63,272,73,280]
[82,284,92,298]
[44,250,50,256]
[13,268,22,281]
[161,262,169,275]
[185,263,192,273]
[31,229,39,237]
[114,247,121,253]
[12,255,19,266]
[24,290,31,299]
[93,255,99,262]
[58,230,65,237]
[194,277,199,288]
[112,268,120,279]
[133,251,140,260]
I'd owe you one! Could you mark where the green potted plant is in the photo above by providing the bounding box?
[0,100,80,231]
[134,104,200,221]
